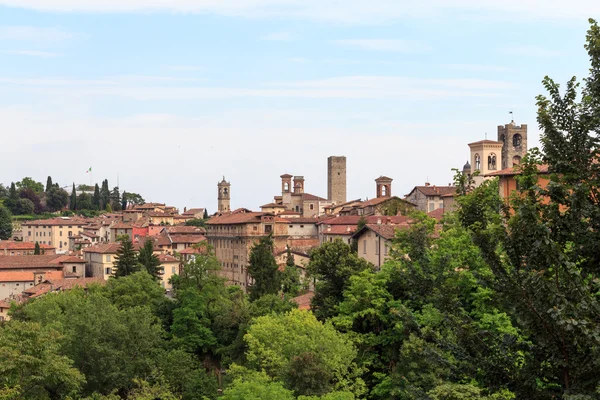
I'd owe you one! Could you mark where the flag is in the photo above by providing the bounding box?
[86,167,92,173]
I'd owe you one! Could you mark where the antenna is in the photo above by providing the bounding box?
[509,110,514,122]
[485,132,487,140]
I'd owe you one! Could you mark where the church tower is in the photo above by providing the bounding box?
[217,177,231,213]
[498,120,528,169]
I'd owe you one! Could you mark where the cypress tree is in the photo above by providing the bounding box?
[100,179,110,209]
[69,183,77,211]
[137,239,161,280]
[34,242,41,255]
[45,176,53,193]
[203,209,209,219]
[113,236,139,277]
[247,235,281,300]
[5,183,18,214]
[93,184,101,210]
[121,191,128,211]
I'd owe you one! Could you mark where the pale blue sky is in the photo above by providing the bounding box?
[0,1,597,212]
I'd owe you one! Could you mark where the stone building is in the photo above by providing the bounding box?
[270,174,333,217]
[327,156,347,205]
[405,183,456,213]
[498,121,528,170]
[205,209,289,288]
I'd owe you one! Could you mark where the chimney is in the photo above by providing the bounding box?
[346,226,351,233]
[425,182,430,187]
[327,225,331,232]
[377,218,382,225]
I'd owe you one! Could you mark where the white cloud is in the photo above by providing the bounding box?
[497,45,562,58]
[0,25,87,42]
[261,31,292,41]
[333,39,429,53]
[0,75,513,100]
[1,0,599,22]
[3,50,61,57]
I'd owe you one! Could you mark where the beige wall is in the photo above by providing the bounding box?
[84,252,115,280]
[22,223,84,251]
[159,261,179,291]
[357,229,391,268]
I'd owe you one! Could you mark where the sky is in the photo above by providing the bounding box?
[0,1,598,212]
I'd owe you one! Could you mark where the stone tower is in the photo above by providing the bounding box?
[375,176,393,198]
[498,121,527,169]
[217,177,230,213]
[327,156,346,205]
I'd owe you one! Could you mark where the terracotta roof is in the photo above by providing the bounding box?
[0,270,63,282]
[352,224,401,240]
[324,199,362,209]
[166,226,206,234]
[292,291,314,310]
[22,218,87,227]
[300,193,327,201]
[111,223,133,229]
[0,241,55,251]
[322,225,357,235]
[51,255,86,264]
[427,208,446,222]
[320,215,409,226]
[0,255,64,269]
[279,211,301,216]
[169,234,206,244]
[375,175,393,181]
[82,242,143,254]
[182,208,205,216]
[280,174,293,178]
[147,211,174,217]
[408,186,456,197]
[178,247,206,255]
[0,300,11,308]
[260,203,286,208]
[485,164,549,177]
[468,139,503,146]
[207,211,266,225]
[23,277,105,298]
[151,236,172,247]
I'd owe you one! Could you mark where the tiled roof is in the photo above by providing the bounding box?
[0,241,55,251]
[300,193,327,201]
[22,218,87,227]
[279,211,301,216]
[51,255,86,264]
[147,211,173,217]
[0,255,64,269]
[0,300,11,308]
[111,223,133,229]
[427,208,446,222]
[169,234,206,244]
[324,199,362,209]
[320,215,409,226]
[260,203,286,208]
[23,277,105,298]
[292,291,314,310]
[158,254,179,263]
[166,226,206,234]
[485,164,549,177]
[82,242,143,254]
[0,270,63,282]
[409,186,456,197]
[322,226,357,235]
[182,208,205,216]
[178,247,206,255]
[207,212,265,225]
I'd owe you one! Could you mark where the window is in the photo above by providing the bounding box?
[105,255,111,262]
[289,225,293,228]
[474,154,481,171]
[172,266,176,274]
[513,134,522,147]
[375,240,379,255]
[363,240,367,254]
[284,182,289,192]
[309,204,314,210]
[300,225,304,228]
[264,225,272,233]
[59,241,63,248]
[72,266,77,273]
[429,203,435,212]
[295,206,299,212]
[384,245,388,256]
[488,153,497,170]
[60,231,62,236]
[512,155,522,166]
[105,267,112,275]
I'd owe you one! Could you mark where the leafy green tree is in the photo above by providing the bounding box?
[46,185,69,212]
[0,320,85,398]
[45,176,53,192]
[93,183,101,210]
[34,241,40,255]
[15,177,44,193]
[244,309,364,396]
[105,203,112,213]
[157,349,219,400]
[137,239,161,280]
[281,248,301,296]
[222,367,294,400]
[0,205,12,240]
[19,188,43,214]
[113,236,139,277]
[101,271,168,315]
[185,218,206,227]
[247,235,281,301]
[70,183,77,211]
[4,182,19,213]
[16,198,34,215]
[172,242,221,292]
[308,239,373,320]
[0,184,8,199]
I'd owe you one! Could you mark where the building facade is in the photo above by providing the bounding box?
[21,218,86,251]
[327,156,347,205]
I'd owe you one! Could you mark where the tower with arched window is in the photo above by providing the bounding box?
[498,120,527,169]
[468,139,503,187]
[217,177,231,213]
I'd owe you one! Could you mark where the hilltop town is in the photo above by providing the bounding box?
[0,120,530,314]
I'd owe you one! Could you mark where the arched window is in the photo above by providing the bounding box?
[513,134,522,147]
[283,182,289,192]
[488,153,497,170]
[381,186,387,196]
[223,188,228,195]
[512,155,522,166]
[474,154,481,171]
[500,134,505,142]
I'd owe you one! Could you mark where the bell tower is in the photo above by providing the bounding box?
[498,120,528,169]
[217,177,231,213]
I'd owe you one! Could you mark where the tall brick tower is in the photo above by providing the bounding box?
[327,156,346,205]
[498,120,527,169]
[217,177,230,213]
